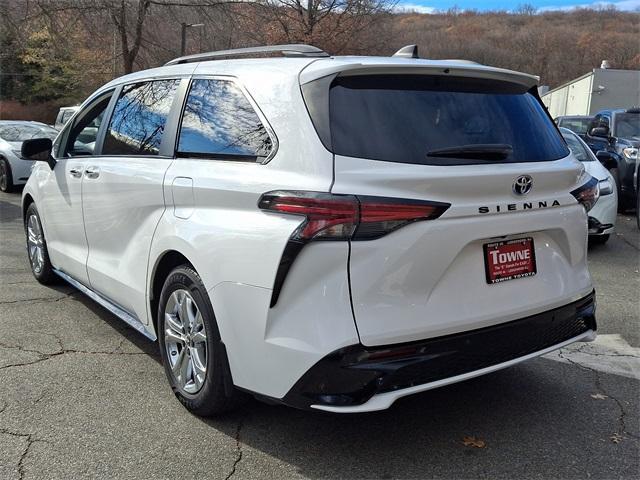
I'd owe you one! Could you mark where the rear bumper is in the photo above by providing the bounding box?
[281,291,596,412]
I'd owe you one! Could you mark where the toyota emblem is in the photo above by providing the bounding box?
[513,175,533,195]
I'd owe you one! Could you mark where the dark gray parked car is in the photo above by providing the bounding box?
[585,108,639,211]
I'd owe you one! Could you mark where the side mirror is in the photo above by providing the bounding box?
[21,138,55,169]
[589,126,609,138]
[595,150,617,170]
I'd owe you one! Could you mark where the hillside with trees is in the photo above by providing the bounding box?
[1,0,638,122]
[390,7,640,89]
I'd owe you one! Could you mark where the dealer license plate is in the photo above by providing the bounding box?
[483,237,537,284]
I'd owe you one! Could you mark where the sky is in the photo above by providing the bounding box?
[396,0,640,13]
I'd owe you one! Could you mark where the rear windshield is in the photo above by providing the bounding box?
[613,113,640,138]
[561,130,594,162]
[323,75,569,165]
[557,117,591,135]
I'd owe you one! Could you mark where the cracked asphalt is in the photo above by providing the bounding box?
[1,190,638,480]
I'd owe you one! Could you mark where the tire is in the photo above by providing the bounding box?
[610,168,630,212]
[24,203,57,284]
[636,188,640,230]
[157,265,242,416]
[589,234,610,245]
[0,158,14,193]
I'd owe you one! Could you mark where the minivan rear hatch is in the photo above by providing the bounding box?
[302,68,592,347]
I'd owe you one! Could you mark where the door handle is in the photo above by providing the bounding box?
[69,167,83,178]
[85,166,100,179]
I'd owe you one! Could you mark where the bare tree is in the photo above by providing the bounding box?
[3,0,639,107]
[109,0,151,73]
[27,0,238,74]
[515,3,537,15]
[253,0,396,53]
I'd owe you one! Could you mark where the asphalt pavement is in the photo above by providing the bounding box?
[0,190,638,479]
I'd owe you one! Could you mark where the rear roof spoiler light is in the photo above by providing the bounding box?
[259,191,450,306]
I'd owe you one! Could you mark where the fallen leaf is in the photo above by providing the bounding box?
[610,433,623,444]
[591,393,608,400]
[462,436,486,448]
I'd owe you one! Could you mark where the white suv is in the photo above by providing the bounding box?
[20,44,599,415]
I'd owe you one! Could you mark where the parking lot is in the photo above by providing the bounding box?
[0,190,638,479]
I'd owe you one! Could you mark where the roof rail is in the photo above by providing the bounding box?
[442,59,482,65]
[165,44,329,66]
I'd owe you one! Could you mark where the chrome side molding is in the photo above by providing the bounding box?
[54,269,156,341]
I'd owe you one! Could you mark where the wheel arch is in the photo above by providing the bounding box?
[149,250,195,334]
[0,155,13,189]
[22,193,35,222]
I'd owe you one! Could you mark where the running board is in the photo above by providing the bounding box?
[54,269,156,341]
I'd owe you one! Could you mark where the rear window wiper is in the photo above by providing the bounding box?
[426,144,513,160]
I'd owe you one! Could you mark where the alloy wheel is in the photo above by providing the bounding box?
[163,289,208,394]
[27,214,44,274]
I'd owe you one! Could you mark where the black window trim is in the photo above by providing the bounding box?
[94,85,122,155]
[174,74,279,164]
[58,87,118,159]
[175,151,262,163]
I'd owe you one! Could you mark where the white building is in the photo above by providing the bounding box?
[541,66,640,118]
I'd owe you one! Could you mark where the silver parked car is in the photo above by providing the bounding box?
[560,128,617,243]
[0,121,59,192]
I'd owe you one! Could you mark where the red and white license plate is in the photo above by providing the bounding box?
[483,237,537,284]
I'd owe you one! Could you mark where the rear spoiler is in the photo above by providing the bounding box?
[299,59,539,90]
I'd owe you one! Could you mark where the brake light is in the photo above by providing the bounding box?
[570,177,599,212]
[258,191,449,241]
[258,192,358,241]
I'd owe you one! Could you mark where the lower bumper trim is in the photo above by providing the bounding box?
[282,291,596,411]
[588,216,613,234]
[311,329,595,413]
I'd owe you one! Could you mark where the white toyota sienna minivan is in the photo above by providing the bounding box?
[20,44,599,415]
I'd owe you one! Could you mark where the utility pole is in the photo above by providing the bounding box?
[181,23,187,56]
[112,25,117,77]
[181,23,204,56]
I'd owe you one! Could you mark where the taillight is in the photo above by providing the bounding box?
[355,196,448,240]
[258,191,449,241]
[258,192,358,241]
[259,191,450,307]
[570,177,599,212]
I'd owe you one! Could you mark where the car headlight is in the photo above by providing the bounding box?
[599,178,613,195]
[12,149,23,159]
[623,147,638,160]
